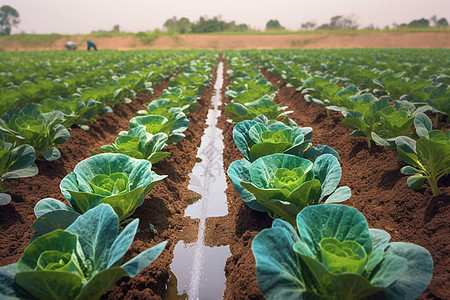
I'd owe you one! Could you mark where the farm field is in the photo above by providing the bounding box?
[1,31,450,51]
[0,48,449,300]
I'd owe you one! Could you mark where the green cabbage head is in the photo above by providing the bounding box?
[32,153,166,234]
[0,204,167,300]
[129,108,189,144]
[252,204,433,300]
[233,117,339,162]
[233,120,311,162]
[227,153,350,226]
[90,125,170,164]
[0,104,70,161]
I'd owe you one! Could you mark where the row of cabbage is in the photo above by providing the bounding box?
[242,50,449,196]
[223,53,434,300]
[253,49,449,119]
[0,50,201,115]
[0,51,209,204]
[0,52,218,299]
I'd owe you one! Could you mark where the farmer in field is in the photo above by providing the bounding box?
[64,41,76,50]
[87,40,97,51]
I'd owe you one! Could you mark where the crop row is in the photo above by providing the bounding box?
[248,49,449,121]
[222,52,434,299]
[0,50,212,115]
[238,50,449,196]
[0,52,218,299]
[0,51,213,204]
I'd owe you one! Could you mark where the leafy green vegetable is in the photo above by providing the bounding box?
[233,120,310,162]
[225,98,292,124]
[0,104,70,160]
[169,73,210,96]
[39,97,100,128]
[424,83,450,125]
[373,74,430,102]
[233,117,339,163]
[252,204,433,300]
[0,133,38,205]
[341,99,426,148]
[90,125,169,164]
[227,153,350,226]
[129,109,189,144]
[33,153,166,233]
[395,114,450,196]
[140,98,195,115]
[0,204,167,300]
[226,77,278,104]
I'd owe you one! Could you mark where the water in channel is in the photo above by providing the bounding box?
[167,62,230,300]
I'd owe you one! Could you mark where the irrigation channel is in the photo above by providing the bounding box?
[167,62,230,299]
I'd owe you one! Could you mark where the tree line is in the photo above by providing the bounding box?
[163,15,449,33]
[163,16,249,33]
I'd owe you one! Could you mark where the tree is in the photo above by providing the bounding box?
[408,18,429,28]
[112,24,120,32]
[164,16,248,33]
[317,15,358,30]
[177,17,191,34]
[301,21,316,30]
[266,19,284,30]
[436,18,449,27]
[0,5,20,36]
[163,16,177,31]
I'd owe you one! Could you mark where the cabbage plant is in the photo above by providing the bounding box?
[225,77,278,104]
[233,118,339,162]
[0,133,38,205]
[0,204,167,300]
[129,109,189,144]
[0,104,70,161]
[227,153,350,226]
[32,153,166,233]
[252,204,433,300]
[233,120,310,162]
[341,98,429,149]
[225,98,292,124]
[395,113,450,196]
[161,86,198,101]
[90,125,169,164]
[39,97,101,129]
[138,98,195,115]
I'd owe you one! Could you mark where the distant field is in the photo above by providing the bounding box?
[1,31,450,51]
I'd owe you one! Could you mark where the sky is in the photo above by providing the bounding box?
[2,0,450,34]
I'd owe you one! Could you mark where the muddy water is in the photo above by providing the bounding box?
[167,62,230,299]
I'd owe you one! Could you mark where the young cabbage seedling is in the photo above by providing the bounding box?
[395,113,450,196]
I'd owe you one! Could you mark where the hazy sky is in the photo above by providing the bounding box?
[3,0,450,34]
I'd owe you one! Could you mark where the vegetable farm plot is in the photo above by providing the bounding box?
[0,49,449,300]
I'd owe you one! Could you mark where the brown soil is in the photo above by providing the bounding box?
[1,32,450,51]
[0,55,448,300]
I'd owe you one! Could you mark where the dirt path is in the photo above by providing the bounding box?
[1,32,449,51]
